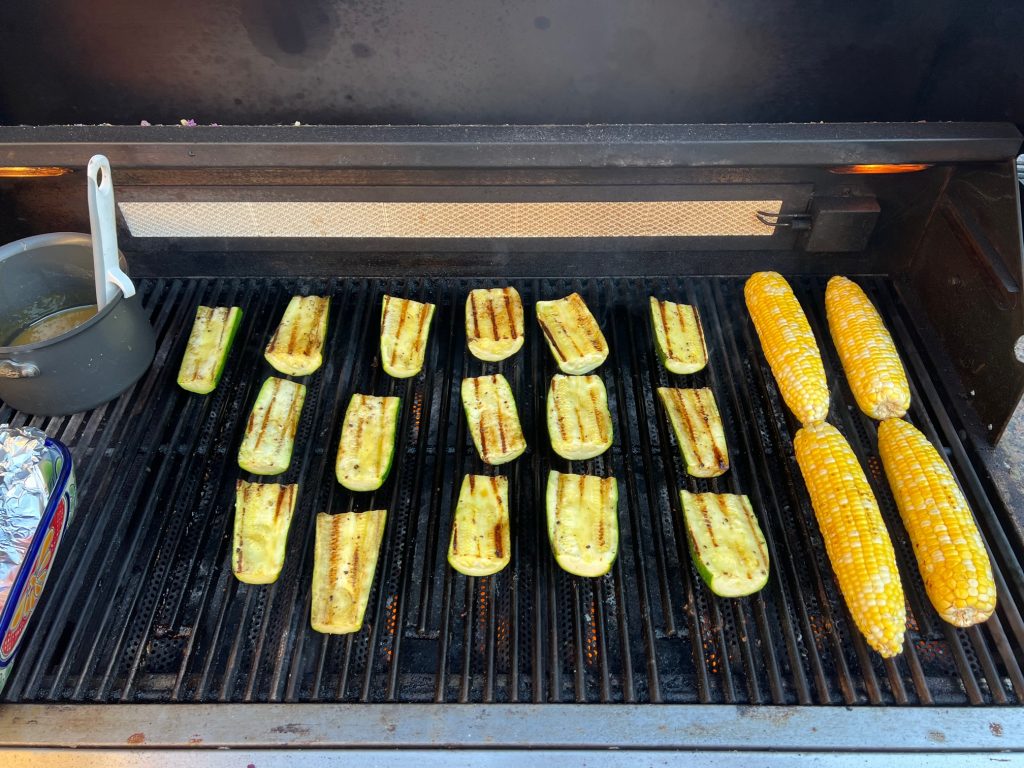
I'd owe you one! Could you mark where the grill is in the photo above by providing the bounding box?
[1,123,1024,762]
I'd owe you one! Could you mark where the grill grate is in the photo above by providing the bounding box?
[2,274,1023,705]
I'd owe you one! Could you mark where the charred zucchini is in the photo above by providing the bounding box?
[535,292,608,375]
[232,480,298,584]
[650,296,708,374]
[380,295,436,378]
[177,305,242,394]
[461,374,527,465]
[238,377,307,475]
[335,394,401,492]
[466,287,525,362]
[680,490,769,598]
[657,387,729,478]
[311,509,387,634]
[264,295,330,376]
[546,470,619,577]
[448,475,511,576]
[546,374,613,460]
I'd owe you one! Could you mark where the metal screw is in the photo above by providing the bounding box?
[1015,335,1024,364]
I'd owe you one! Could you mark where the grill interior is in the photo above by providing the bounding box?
[2,273,1023,706]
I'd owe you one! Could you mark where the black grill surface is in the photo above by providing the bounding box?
[2,275,1022,705]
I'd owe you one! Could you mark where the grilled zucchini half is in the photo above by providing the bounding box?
[264,295,330,376]
[535,292,608,375]
[335,394,402,492]
[657,387,729,478]
[311,509,387,634]
[232,480,298,584]
[448,474,511,576]
[380,295,436,378]
[546,374,613,460]
[650,296,708,374]
[546,470,619,578]
[462,374,527,465]
[680,490,769,598]
[177,306,242,394]
[466,287,525,362]
[238,377,307,475]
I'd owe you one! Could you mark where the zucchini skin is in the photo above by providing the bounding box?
[232,480,298,585]
[649,296,708,375]
[238,377,307,475]
[335,394,401,492]
[680,490,769,598]
[461,374,527,465]
[447,474,511,576]
[177,306,243,394]
[546,374,613,460]
[536,293,609,375]
[381,295,436,378]
[264,295,330,377]
[311,509,388,634]
[545,470,619,578]
[466,287,525,362]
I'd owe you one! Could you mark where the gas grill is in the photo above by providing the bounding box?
[0,123,1023,764]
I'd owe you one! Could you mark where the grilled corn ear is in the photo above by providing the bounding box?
[177,306,242,394]
[794,422,906,657]
[657,387,729,478]
[380,295,436,378]
[448,475,511,576]
[466,287,525,362]
[650,296,708,374]
[547,374,613,460]
[238,377,306,475]
[335,394,401,492]
[878,417,996,627]
[744,271,829,425]
[311,510,387,634]
[680,490,769,598]
[546,470,619,577]
[232,480,298,584]
[825,276,910,420]
[264,295,330,376]
[536,292,608,375]
[462,374,527,465]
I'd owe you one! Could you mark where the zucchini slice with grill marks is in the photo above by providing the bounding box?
[311,509,387,634]
[466,287,525,362]
[335,394,401,492]
[238,377,307,475]
[649,296,708,374]
[461,374,527,465]
[546,470,619,578]
[380,295,436,378]
[264,295,330,376]
[535,292,608,375]
[232,480,298,584]
[448,474,511,576]
[177,306,242,394]
[680,490,769,598]
[546,374,613,460]
[657,386,729,478]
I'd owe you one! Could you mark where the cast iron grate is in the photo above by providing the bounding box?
[2,274,1023,705]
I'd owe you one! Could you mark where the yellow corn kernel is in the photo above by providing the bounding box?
[825,276,910,420]
[744,272,829,425]
[878,418,996,627]
[794,421,906,657]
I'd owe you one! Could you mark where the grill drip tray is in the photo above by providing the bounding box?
[1,275,1022,709]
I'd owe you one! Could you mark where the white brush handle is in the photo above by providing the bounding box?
[87,155,135,310]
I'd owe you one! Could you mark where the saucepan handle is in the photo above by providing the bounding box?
[0,360,40,379]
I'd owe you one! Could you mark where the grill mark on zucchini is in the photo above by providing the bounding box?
[390,298,409,367]
[494,378,509,455]
[695,492,719,548]
[538,316,568,362]
[589,386,607,444]
[503,288,517,339]
[413,302,429,355]
[692,392,727,471]
[595,475,607,549]
[487,301,499,342]
[469,293,481,339]
[253,384,280,452]
[658,299,674,362]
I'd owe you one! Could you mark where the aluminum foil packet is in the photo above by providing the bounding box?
[0,425,49,615]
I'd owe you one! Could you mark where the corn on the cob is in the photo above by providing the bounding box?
[649,296,708,374]
[380,295,436,378]
[744,272,829,425]
[547,374,613,460]
[825,276,910,420]
[462,374,527,465]
[878,418,996,627]
[466,287,525,362]
[311,509,387,634]
[536,292,609,375]
[177,306,242,394]
[794,421,906,657]
[232,480,298,584]
[448,474,511,576]
[657,387,729,478]
[238,377,306,475]
[264,295,330,376]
